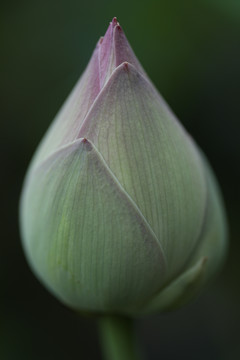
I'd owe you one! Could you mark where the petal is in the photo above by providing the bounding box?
[20,138,166,314]
[137,257,208,315]
[78,62,207,281]
[133,155,228,315]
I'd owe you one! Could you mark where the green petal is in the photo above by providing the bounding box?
[137,257,208,315]
[20,138,166,314]
[183,153,228,279]
[79,62,207,280]
[134,154,228,316]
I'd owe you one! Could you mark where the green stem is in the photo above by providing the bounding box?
[98,315,143,360]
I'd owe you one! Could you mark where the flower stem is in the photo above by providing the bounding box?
[98,315,143,360]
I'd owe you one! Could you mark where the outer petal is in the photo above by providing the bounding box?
[134,155,228,315]
[79,63,207,281]
[20,138,166,314]
[137,257,208,315]
[182,154,228,278]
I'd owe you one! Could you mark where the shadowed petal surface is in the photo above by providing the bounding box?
[138,257,208,315]
[135,154,228,315]
[182,154,228,278]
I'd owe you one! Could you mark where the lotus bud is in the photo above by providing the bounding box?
[20,18,227,316]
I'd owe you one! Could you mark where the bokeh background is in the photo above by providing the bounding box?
[1,0,240,359]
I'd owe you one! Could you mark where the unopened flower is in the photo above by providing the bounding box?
[20,18,227,316]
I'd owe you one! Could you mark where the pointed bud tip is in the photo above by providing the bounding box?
[111,17,118,26]
[116,24,122,32]
[123,62,130,72]
[81,138,92,151]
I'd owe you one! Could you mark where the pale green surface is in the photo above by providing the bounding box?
[21,138,165,313]
[134,153,228,315]
[139,257,208,314]
[184,153,228,277]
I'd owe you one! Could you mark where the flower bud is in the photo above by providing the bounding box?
[20,18,227,316]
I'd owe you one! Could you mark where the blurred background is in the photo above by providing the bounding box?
[1,0,240,359]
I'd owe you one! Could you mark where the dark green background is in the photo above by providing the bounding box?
[1,0,240,359]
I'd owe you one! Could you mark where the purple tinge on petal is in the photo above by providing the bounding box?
[98,19,116,88]
[97,17,147,92]
[31,18,150,164]
[114,24,146,75]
